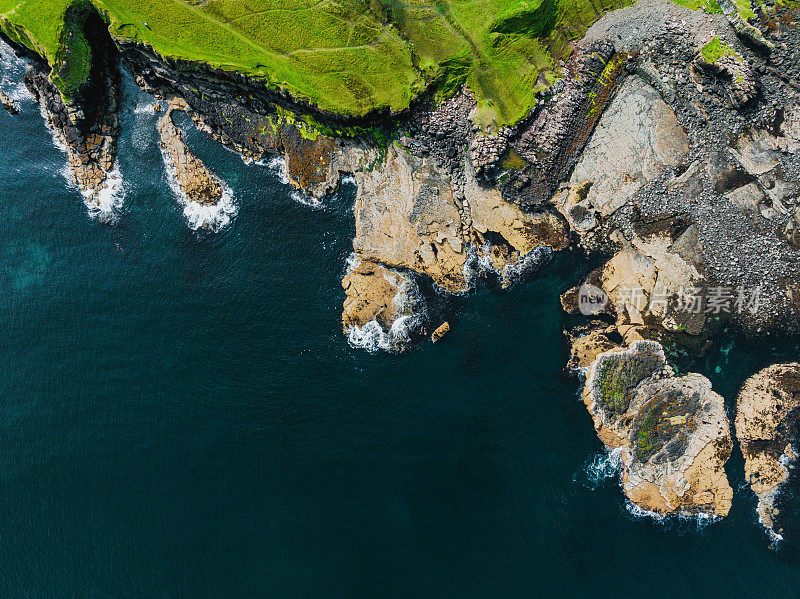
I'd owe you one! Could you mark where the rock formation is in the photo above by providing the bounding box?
[582,339,733,517]
[24,70,119,205]
[157,99,224,207]
[0,90,17,114]
[341,259,422,352]
[736,363,800,539]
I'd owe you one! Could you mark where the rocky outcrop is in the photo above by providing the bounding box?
[24,69,119,203]
[341,259,422,352]
[581,340,733,517]
[566,75,690,218]
[157,99,223,207]
[0,90,17,114]
[695,38,759,108]
[736,363,800,538]
[351,144,469,293]
[509,40,627,208]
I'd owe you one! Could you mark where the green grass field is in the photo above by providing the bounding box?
[0,0,749,124]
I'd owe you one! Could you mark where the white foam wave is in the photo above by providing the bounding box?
[346,269,426,353]
[160,143,238,232]
[347,314,418,353]
[0,47,32,105]
[579,448,623,489]
[38,99,126,223]
[83,162,126,224]
[501,245,553,287]
[625,500,719,528]
[344,252,362,274]
[260,156,322,208]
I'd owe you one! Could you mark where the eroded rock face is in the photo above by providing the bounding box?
[157,99,223,207]
[341,259,422,353]
[24,70,119,203]
[351,144,468,293]
[582,340,733,517]
[736,363,800,537]
[569,76,690,217]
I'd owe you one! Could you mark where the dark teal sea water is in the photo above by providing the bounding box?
[3,47,800,597]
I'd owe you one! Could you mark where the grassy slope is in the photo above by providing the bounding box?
[0,0,753,124]
[0,0,634,123]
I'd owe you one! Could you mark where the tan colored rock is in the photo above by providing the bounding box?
[342,260,411,331]
[466,156,569,276]
[351,145,468,293]
[157,100,223,206]
[736,363,800,536]
[582,340,733,517]
[566,327,619,370]
[341,258,421,352]
[431,322,450,343]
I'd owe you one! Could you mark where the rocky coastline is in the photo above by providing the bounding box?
[2,0,800,534]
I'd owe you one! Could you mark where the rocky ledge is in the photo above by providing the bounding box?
[157,98,224,207]
[581,339,733,517]
[736,363,800,540]
[0,90,17,114]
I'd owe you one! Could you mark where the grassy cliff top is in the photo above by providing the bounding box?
[0,0,635,124]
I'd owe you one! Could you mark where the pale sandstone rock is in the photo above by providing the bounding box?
[341,260,414,331]
[736,363,800,536]
[570,76,689,217]
[350,145,468,293]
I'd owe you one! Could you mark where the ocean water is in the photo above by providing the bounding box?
[2,51,800,597]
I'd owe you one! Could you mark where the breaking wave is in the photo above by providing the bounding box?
[346,270,426,353]
[83,163,126,224]
[576,447,623,490]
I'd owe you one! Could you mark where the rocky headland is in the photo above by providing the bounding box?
[157,98,224,208]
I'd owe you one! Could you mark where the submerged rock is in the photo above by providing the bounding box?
[736,363,800,539]
[582,340,733,517]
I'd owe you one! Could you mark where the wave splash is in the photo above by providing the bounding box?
[346,269,426,353]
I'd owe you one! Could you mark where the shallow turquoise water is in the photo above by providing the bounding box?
[2,54,800,597]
